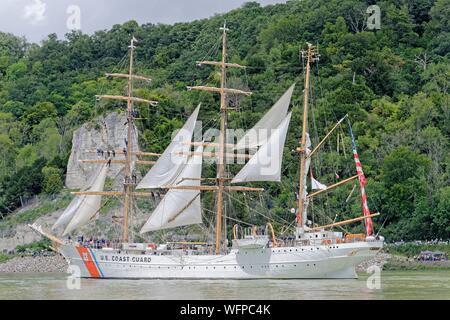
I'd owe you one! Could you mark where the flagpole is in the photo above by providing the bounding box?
[347,119,373,236]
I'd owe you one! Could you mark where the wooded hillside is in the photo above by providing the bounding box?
[0,0,448,241]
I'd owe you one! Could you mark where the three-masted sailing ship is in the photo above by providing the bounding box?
[30,26,384,279]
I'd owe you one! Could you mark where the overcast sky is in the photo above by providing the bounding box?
[0,0,287,43]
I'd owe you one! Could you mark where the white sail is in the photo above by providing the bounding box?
[53,164,106,231]
[136,105,200,189]
[311,177,327,190]
[62,164,109,235]
[231,112,292,183]
[140,146,203,233]
[235,84,295,150]
[52,196,84,231]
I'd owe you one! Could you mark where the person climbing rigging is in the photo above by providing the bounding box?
[132,169,137,184]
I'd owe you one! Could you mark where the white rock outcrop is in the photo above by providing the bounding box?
[65,112,139,189]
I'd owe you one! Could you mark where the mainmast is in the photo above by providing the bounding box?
[189,23,252,254]
[297,43,318,229]
[216,24,228,255]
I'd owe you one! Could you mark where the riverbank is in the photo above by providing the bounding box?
[383,254,450,271]
[0,253,67,273]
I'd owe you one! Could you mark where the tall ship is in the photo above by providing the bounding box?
[31,25,384,279]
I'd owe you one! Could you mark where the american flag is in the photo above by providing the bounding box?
[348,121,373,236]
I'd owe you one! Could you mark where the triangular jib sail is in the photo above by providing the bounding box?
[311,177,327,190]
[235,84,295,150]
[231,112,292,183]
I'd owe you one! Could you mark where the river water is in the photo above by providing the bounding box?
[0,271,449,299]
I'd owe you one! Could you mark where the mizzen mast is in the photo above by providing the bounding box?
[297,43,319,229]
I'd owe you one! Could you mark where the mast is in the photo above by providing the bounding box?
[122,37,136,243]
[215,23,228,255]
[297,43,318,228]
[73,37,159,242]
[188,23,252,254]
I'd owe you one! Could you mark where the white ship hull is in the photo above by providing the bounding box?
[59,241,383,279]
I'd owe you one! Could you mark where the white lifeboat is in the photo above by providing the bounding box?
[233,235,269,249]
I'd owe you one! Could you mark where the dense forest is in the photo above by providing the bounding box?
[0,0,448,241]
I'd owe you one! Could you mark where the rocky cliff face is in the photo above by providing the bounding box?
[0,204,63,252]
[65,112,139,189]
[0,112,152,252]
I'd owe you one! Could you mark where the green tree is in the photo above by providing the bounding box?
[42,166,63,195]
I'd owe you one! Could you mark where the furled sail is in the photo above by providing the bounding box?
[301,133,312,227]
[235,84,295,150]
[62,164,109,235]
[231,112,292,183]
[140,146,203,233]
[136,105,200,189]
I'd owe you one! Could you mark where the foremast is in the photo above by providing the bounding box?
[74,37,158,243]
[122,37,136,243]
